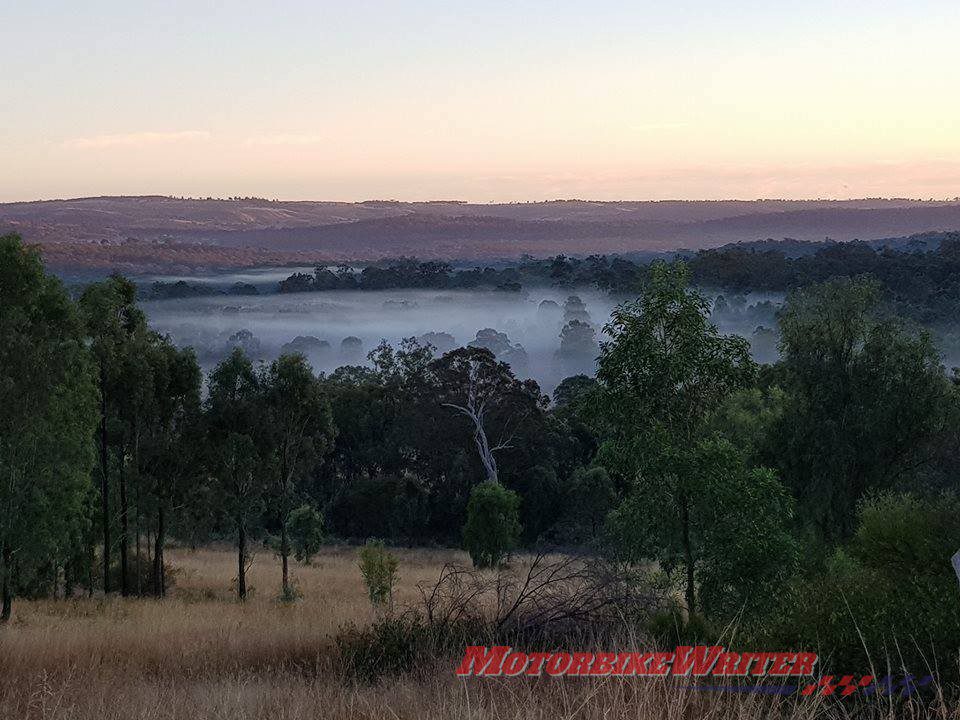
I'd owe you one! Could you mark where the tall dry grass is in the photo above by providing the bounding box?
[0,546,954,719]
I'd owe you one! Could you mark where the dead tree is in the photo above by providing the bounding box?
[432,347,534,485]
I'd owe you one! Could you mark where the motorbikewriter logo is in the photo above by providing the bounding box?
[455,646,935,698]
[455,645,816,678]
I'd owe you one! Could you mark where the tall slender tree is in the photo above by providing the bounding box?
[261,353,335,599]
[79,275,146,595]
[0,234,97,621]
[206,349,266,601]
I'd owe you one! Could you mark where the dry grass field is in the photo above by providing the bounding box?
[0,545,953,720]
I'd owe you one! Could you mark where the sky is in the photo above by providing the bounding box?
[3,0,959,202]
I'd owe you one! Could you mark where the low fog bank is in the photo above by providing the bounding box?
[143,283,785,395]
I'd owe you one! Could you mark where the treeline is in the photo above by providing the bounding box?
[4,231,960,674]
[275,256,649,294]
[687,231,960,323]
[145,234,960,332]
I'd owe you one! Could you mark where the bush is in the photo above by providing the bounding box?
[763,493,960,675]
[463,481,521,568]
[285,504,325,564]
[647,607,716,646]
[336,611,485,683]
[336,613,427,682]
[358,540,399,607]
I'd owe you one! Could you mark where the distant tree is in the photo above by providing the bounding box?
[0,234,97,621]
[79,274,147,595]
[556,320,599,375]
[227,329,261,359]
[469,328,514,356]
[277,272,314,293]
[551,374,597,408]
[261,354,335,599]
[340,336,364,362]
[431,347,544,485]
[562,295,591,324]
[417,331,456,354]
[206,348,265,601]
[137,341,202,596]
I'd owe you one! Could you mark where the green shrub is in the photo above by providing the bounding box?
[336,613,427,682]
[762,493,960,675]
[336,612,486,683]
[463,481,521,568]
[647,607,716,646]
[285,504,326,564]
[278,576,302,603]
[358,540,399,607]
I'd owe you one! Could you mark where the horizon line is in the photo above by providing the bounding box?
[4,194,960,206]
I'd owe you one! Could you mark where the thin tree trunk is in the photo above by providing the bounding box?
[134,426,142,597]
[237,521,247,601]
[99,372,111,594]
[153,505,165,598]
[87,540,95,598]
[281,524,290,599]
[681,499,696,616]
[118,443,129,597]
[1,545,12,623]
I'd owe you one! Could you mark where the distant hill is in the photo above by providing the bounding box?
[3,196,959,274]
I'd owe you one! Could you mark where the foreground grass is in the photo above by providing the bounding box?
[0,546,954,719]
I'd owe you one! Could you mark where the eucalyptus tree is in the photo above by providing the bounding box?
[137,340,201,596]
[430,346,544,485]
[773,276,954,538]
[206,348,265,601]
[261,353,335,600]
[595,262,759,614]
[78,274,146,594]
[0,234,97,621]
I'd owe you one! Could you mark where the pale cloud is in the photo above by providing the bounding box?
[243,134,327,147]
[64,131,211,150]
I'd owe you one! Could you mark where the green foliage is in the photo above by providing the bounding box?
[285,504,325,564]
[850,492,960,576]
[647,608,716,646]
[336,612,484,683]
[566,466,617,540]
[707,386,787,464]
[336,614,426,682]
[262,353,335,530]
[595,261,756,451]
[463,481,521,568]
[358,540,399,607]
[608,438,798,621]
[328,475,428,542]
[551,374,598,409]
[278,578,302,603]
[596,262,759,614]
[766,493,960,675]
[773,276,953,538]
[0,234,98,618]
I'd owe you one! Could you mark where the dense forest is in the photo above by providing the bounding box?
[147,232,960,328]
[3,230,960,679]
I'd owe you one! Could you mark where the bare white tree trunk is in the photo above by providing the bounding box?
[443,359,512,484]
